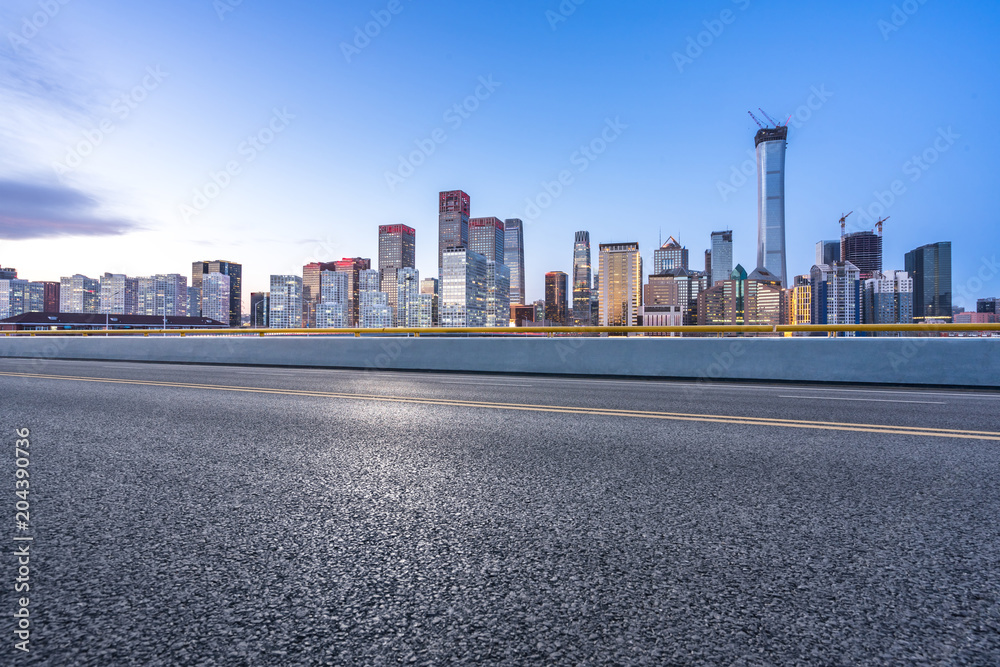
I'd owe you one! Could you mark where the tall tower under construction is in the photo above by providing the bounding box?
[751,114,788,288]
[841,231,883,281]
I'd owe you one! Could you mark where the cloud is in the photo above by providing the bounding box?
[0,178,142,239]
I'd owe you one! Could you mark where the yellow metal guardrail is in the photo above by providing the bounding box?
[2,323,999,336]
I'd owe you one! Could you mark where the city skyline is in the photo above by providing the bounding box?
[1,1,997,311]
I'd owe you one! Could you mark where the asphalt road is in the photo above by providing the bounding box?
[2,358,1000,665]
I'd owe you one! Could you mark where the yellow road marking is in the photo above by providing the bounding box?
[3,371,999,441]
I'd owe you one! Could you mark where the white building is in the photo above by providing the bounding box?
[863,270,913,329]
[810,262,861,329]
[59,274,100,313]
[317,270,349,328]
[440,248,487,327]
[99,273,138,315]
[201,273,231,325]
[396,268,420,328]
[359,269,392,328]
[269,275,303,328]
[136,274,188,317]
[0,279,28,319]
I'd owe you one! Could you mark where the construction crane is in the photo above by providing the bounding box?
[759,108,780,127]
[747,111,765,129]
[839,211,853,236]
[875,216,890,236]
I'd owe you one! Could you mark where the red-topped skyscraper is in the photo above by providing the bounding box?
[438,190,470,279]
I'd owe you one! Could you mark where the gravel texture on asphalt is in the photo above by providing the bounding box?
[2,359,999,665]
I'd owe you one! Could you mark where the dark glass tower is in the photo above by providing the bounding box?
[572,231,591,326]
[544,271,568,325]
[504,219,526,304]
[905,242,952,323]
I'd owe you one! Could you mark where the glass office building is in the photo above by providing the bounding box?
[504,219,526,305]
[572,231,591,326]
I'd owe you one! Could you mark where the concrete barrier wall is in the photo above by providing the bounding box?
[1,336,998,388]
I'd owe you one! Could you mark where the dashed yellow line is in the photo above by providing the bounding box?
[3,371,999,441]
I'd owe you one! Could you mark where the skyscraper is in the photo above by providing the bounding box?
[396,268,421,328]
[27,282,59,313]
[333,257,371,327]
[544,271,569,325]
[470,217,505,264]
[378,224,416,326]
[810,262,861,327]
[978,297,998,314]
[0,267,16,280]
[755,125,788,286]
[201,273,232,325]
[485,261,510,327]
[598,242,642,327]
[572,231,591,326]
[99,273,138,315]
[653,236,688,274]
[269,275,303,328]
[419,278,438,327]
[191,260,241,327]
[841,232,882,281]
[504,219,526,305]
[816,240,840,266]
[317,270,349,328]
[0,279,27,319]
[59,275,100,314]
[250,292,269,328]
[863,271,913,330]
[438,190,470,280]
[136,275,188,317]
[905,242,952,323]
[644,268,709,326]
[788,275,812,325]
[358,269,392,328]
[302,261,337,327]
[440,248,486,327]
[710,231,733,286]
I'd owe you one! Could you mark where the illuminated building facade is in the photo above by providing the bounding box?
[598,242,642,327]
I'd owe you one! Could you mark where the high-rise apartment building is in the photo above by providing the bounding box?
[59,274,100,313]
[317,270,349,329]
[504,219,526,305]
[27,282,59,313]
[841,232,882,281]
[201,273,232,325]
[440,248,486,327]
[710,231,733,286]
[136,275,188,317]
[99,273,138,315]
[378,224,416,326]
[269,275,303,328]
[598,243,642,327]
[250,292,269,328]
[544,271,568,326]
[486,262,510,328]
[439,190,470,279]
[810,262,861,327]
[755,125,788,286]
[0,279,28,319]
[469,217,505,264]
[653,236,688,274]
[572,231,592,326]
[302,261,337,327]
[905,242,952,323]
[863,270,913,330]
[333,257,371,327]
[191,260,241,327]
[358,269,392,328]
[396,268,421,328]
[816,240,840,266]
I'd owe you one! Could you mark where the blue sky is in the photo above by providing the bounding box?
[1,0,998,308]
